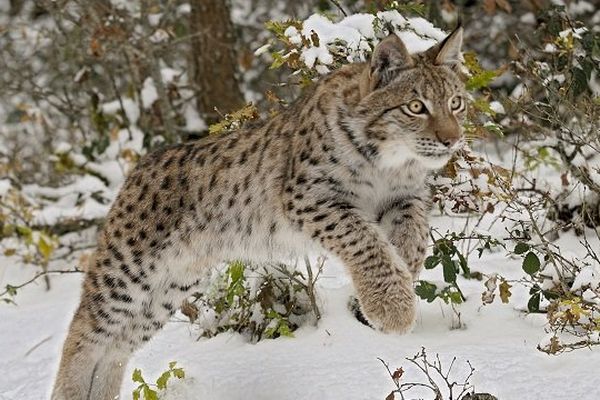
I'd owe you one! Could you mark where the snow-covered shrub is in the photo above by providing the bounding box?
[0,0,201,284]
[497,7,600,352]
[183,261,320,342]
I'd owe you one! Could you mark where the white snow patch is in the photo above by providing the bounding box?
[520,12,536,24]
[23,175,107,200]
[54,142,72,154]
[489,101,505,114]
[101,98,140,125]
[148,13,162,27]
[141,77,159,109]
[254,43,271,56]
[0,179,11,196]
[510,83,527,100]
[161,68,181,84]
[296,11,446,69]
[184,104,207,132]
[572,265,600,292]
[150,29,170,44]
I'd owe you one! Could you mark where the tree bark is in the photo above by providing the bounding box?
[189,0,244,127]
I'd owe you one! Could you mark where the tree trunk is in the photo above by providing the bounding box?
[189,0,244,128]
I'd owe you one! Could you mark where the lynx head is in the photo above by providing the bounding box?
[357,26,466,170]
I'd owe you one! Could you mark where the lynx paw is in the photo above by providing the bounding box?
[356,280,416,334]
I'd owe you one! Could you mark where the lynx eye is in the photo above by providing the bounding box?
[450,96,463,111]
[407,100,426,114]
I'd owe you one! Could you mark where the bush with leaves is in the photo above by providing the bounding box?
[182,260,321,342]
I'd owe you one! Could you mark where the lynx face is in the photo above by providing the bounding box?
[358,27,467,170]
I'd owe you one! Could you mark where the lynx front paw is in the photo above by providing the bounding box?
[356,280,416,334]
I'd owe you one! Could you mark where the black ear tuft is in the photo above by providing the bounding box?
[369,34,414,90]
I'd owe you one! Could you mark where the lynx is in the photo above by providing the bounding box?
[52,27,466,399]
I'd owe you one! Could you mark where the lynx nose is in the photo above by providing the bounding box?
[441,136,460,147]
[433,118,461,148]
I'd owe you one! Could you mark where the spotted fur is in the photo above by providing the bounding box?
[52,27,466,400]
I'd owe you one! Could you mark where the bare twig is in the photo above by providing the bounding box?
[0,268,83,299]
[328,0,348,16]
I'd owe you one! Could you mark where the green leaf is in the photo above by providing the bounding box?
[571,67,588,97]
[5,284,17,296]
[15,225,32,238]
[447,290,463,304]
[143,385,159,400]
[415,281,438,303]
[424,255,440,269]
[228,261,245,283]
[457,252,470,276]
[466,70,498,91]
[278,322,294,337]
[514,242,530,255]
[132,369,145,384]
[527,292,541,313]
[522,252,541,275]
[173,368,185,379]
[156,371,171,390]
[132,387,141,400]
[38,235,54,261]
[168,361,177,369]
[442,256,457,283]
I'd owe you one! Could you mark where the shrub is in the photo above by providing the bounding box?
[182,259,322,342]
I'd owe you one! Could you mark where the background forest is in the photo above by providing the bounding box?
[1,1,600,399]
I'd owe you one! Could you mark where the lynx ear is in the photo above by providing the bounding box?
[367,34,414,91]
[427,25,463,66]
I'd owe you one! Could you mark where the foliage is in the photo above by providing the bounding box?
[132,362,185,400]
[208,103,259,135]
[183,260,321,342]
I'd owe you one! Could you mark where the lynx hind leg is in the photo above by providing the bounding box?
[52,254,200,400]
[51,302,131,400]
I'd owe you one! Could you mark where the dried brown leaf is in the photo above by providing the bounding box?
[181,300,199,323]
[392,367,404,382]
[499,280,512,304]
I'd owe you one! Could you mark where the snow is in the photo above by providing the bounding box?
[53,142,72,154]
[572,265,600,292]
[183,104,207,132]
[292,10,447,71]
[510,83,527,100]
[177,4,191,15]
[569,1,595,15]
[161,68,181,84]
[142,78,159,109]
[489,101,505,114]
[150,29,170,44]
[302,45,334,68]
[148,13,162,27]
[101,98,141,125]
[0,179,11,196]
[559,27,588,39]
[254,43,271,56]
[520,13,536,24]
[1,227,600,399]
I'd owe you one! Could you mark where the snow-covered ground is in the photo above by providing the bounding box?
[2,215,599,400]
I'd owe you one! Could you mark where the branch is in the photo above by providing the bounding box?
[1,268,83,299]
[328,0,348,16]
